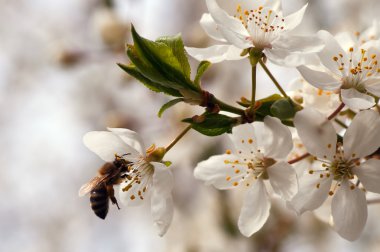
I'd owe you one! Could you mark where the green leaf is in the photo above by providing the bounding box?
[158,98,184,118]
[117,63,182,97]
[270,98,296,119]
[156,35,191,79]
[131,25,196,91]
[183,114,237,136]
[126,44,170,85]
[194,61,211,88]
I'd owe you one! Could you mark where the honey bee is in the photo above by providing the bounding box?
[79,155,132,219]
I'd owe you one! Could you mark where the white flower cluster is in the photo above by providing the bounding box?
[81,0,380,241]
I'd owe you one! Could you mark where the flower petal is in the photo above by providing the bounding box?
[151,163,174,236]
[205,0,251,49]
[334,31,357,51]
[353,159,380,193]
[273,34,324,53]
[236,0,280,11]
[263,116,293,159]
[343,109,380,159]
[267,161,298,201]
[200,13,227,42]
[151,193,173,237]
[363,77,380,97]
[238,179,270,237]
[360,20,380,42]
[294,108,337,160]
[288,174,332,214]
[317,30,348,76]
[297,66,341,91]
[341,88,376,110]
[230,123,258,158]
[250,122,271,153]
[194,154,246,189]
[83,131,140,162]
[232,0,268,10]
[284,3,308,31]
[152,162,174,196]
[107,128,145,155]
[265,49,320,67]
[331,181,367,241]
[185,44,245,63]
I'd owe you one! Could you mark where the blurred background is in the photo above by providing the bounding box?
[1,0,380,251]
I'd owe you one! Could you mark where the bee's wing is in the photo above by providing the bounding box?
[78,176,105,197]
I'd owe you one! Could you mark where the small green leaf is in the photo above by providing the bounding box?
[183,114,237,136]
[156,35,191,79]
[270,98,296,119]
[126,45,170,85]
[131,25,196,91]
[194,61,211,88]
[117,63,182,97]
[158,98,184,118]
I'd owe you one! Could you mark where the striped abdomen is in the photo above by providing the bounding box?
[90,185,109,219]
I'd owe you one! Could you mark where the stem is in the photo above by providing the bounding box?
[327,102,345,120]
[288,153,310,164]
[258,59,288,98]
[210,96,245,115]
[251,65,257,107]
[334,118,348,129]
[165,125,192,153]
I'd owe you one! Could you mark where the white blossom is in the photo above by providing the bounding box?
[185,0,323,66]
[297,30,380,110]
[194,116,297,236]
[83,128,174,236]
[334,20,380,49]
[288,77,341,115]
[289,108,380,241]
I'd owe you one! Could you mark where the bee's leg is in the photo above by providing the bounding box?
[106,185,120,210]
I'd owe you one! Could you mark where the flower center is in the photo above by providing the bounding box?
[308,143,360,196]
[121,159,154,201]
[333,47,379,90]
[234,4,285,49]
[223,145,274,187]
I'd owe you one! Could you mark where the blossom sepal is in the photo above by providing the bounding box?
[238,94,300,121]
[270,98,299,120]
